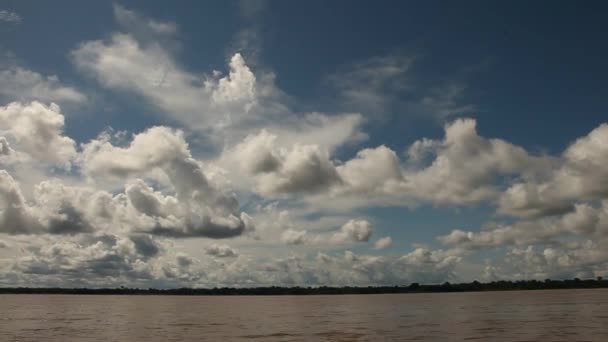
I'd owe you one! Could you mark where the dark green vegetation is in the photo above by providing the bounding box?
[1,278,607,295]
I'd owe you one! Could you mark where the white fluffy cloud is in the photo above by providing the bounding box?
[0,171,119,235]
[239,202,375,248]
[431,120,608,279]
[78,126,253,238]
[227,118,552,212]
[232,248,465,286]
[499,123,608,218]
[336,145,403,195]
[0,121,254,239]
[331,219,372,243]
[401,118,553,205]
[399,247,463,271]
[1,230,466,288]
[440,201,608,250]
[0,102,77,166]
[1,225,465,287]
[79,126,190,179]
[2,233,200,288]
[229,130,341,196]
[484,242,608,281]
[0,168,254,239]
[374,236,393,250]
[0,170,44,234]
[223,127,375,196]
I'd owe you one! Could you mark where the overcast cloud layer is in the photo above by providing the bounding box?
[1,3,608,287]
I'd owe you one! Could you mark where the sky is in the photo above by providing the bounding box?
[1,1,608,288]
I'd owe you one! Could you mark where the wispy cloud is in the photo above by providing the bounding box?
[0,67,86,104]
[326,54,475,121]
[0,10,21,23]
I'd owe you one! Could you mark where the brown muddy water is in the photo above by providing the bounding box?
[1,289,608,341]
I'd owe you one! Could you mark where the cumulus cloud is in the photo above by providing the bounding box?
[281,229,307,245]
[223,128,366,196]
[0,170,43,234]
[288,248,462,286]
[202,249,463,287]
[14,236,149,282]
[0,67,86,104]
[374,236,393,250]
[2,233,465,287]
[0,172,125,235]
[337,117,551,207]
[130,234,163,258]
[498,123,608,218]
[430,120,608,278]
[226,129,280,175]
[175,252,194,268]
[123,176,249,238]
[484,242,608,281]
[439,201,608,250]
[224,117,554,212]
[0,102,77,166]
[79,126,190,179]
[243,203,312,244]
[400,247,463,270]
[331,219,372,243]
[336,145,403,195]
[205,243,238,258]
[251,144,340,195]
[242,202,380,248]
[77,126,253,238]
[400,118,553,205]
[0,156,252,239]
[32,180,128,236]
[79,127,251,238]
[4,233,192,288]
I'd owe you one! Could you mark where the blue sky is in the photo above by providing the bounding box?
[1,1,608,287]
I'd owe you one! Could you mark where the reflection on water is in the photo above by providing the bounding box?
[1,289,608,341]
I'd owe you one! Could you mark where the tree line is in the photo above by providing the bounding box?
[1,277,607,295]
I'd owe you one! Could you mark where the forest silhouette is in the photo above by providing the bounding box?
[2,277,607,295]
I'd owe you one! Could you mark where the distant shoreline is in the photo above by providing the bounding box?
[1,278,607,295]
